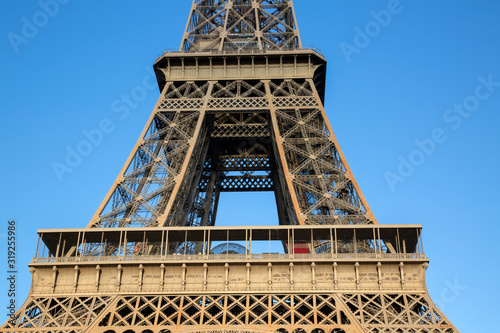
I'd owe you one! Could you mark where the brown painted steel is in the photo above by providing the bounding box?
[2,1,459,332]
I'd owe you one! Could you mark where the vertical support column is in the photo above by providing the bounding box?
[55,233,62,258]
[334,228,338,258]
[333,262,338,290]
[116,265,122,291]
[79,232,86,260]
[253,0,263,50]
[373,227,378,254]
[420,228,425,254]
[225,263,230,291]
[51,266,58,292]
[246,263,251,290]
[165,230,169,258]
[199,169,219,228]
[355,262,360,290]
[330,227,335,259]
[203,263,208,290]
[268,263,273,290]
[377,262,383,290]
[160,264,165,291]
[138,264,144,291]
[311,262,316,290]
[35,234,41,258]
[265,80,305,225]
[272,166,291,227]
[399,262,405,290]
[29,267,36,283]
[95,265,101,292]
[73,265,79,292]
[121,231,127,259]
[289,263,294,290]
[182,263,187,291]
[218,4,231,51]
[422,262,429,278]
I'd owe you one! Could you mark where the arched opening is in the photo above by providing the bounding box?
[292,329,307,333]
[275,329,289,333]
[311,329,325,333]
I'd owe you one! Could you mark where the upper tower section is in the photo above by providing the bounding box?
[180,0,302,53]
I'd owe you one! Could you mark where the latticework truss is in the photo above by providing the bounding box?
[4,296,111,332]
[341,294,456,332]
[1,0,459,332]
[181,0,301,52]
[3,293,455,333]
[88,78,375,228]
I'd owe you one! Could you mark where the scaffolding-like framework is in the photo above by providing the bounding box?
[1,1,459,332]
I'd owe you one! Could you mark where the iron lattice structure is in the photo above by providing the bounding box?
[2,1,459,332]
[181,0,301,52]
[89,76,374,229]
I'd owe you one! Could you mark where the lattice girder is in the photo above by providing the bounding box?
[341,293,456,332]
[91,294,356,332]
[89,77,376,228]
[93,108,205,228]
[2,296,111,331]
[182,0,301,52]
[0,1,460,332]
[3,293,454,332]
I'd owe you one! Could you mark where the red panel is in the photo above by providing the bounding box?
[287,243,310,254]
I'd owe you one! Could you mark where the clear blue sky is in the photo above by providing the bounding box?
[1,1,499,331]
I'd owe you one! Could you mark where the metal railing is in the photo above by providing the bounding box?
[155,45,325,62]
[32,252,426,264]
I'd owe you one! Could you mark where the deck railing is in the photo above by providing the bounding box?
[32,252,426,264]
[155,45,324,61]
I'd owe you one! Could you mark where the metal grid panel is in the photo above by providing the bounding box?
[181,0,301,52]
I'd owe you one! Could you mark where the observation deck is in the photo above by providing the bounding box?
[29,225,429,295]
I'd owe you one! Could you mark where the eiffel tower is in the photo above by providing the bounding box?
[2,1,459,332]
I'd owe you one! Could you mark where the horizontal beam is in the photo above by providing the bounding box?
[38,224,423,234]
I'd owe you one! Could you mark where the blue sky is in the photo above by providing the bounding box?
[1,1,499,331]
